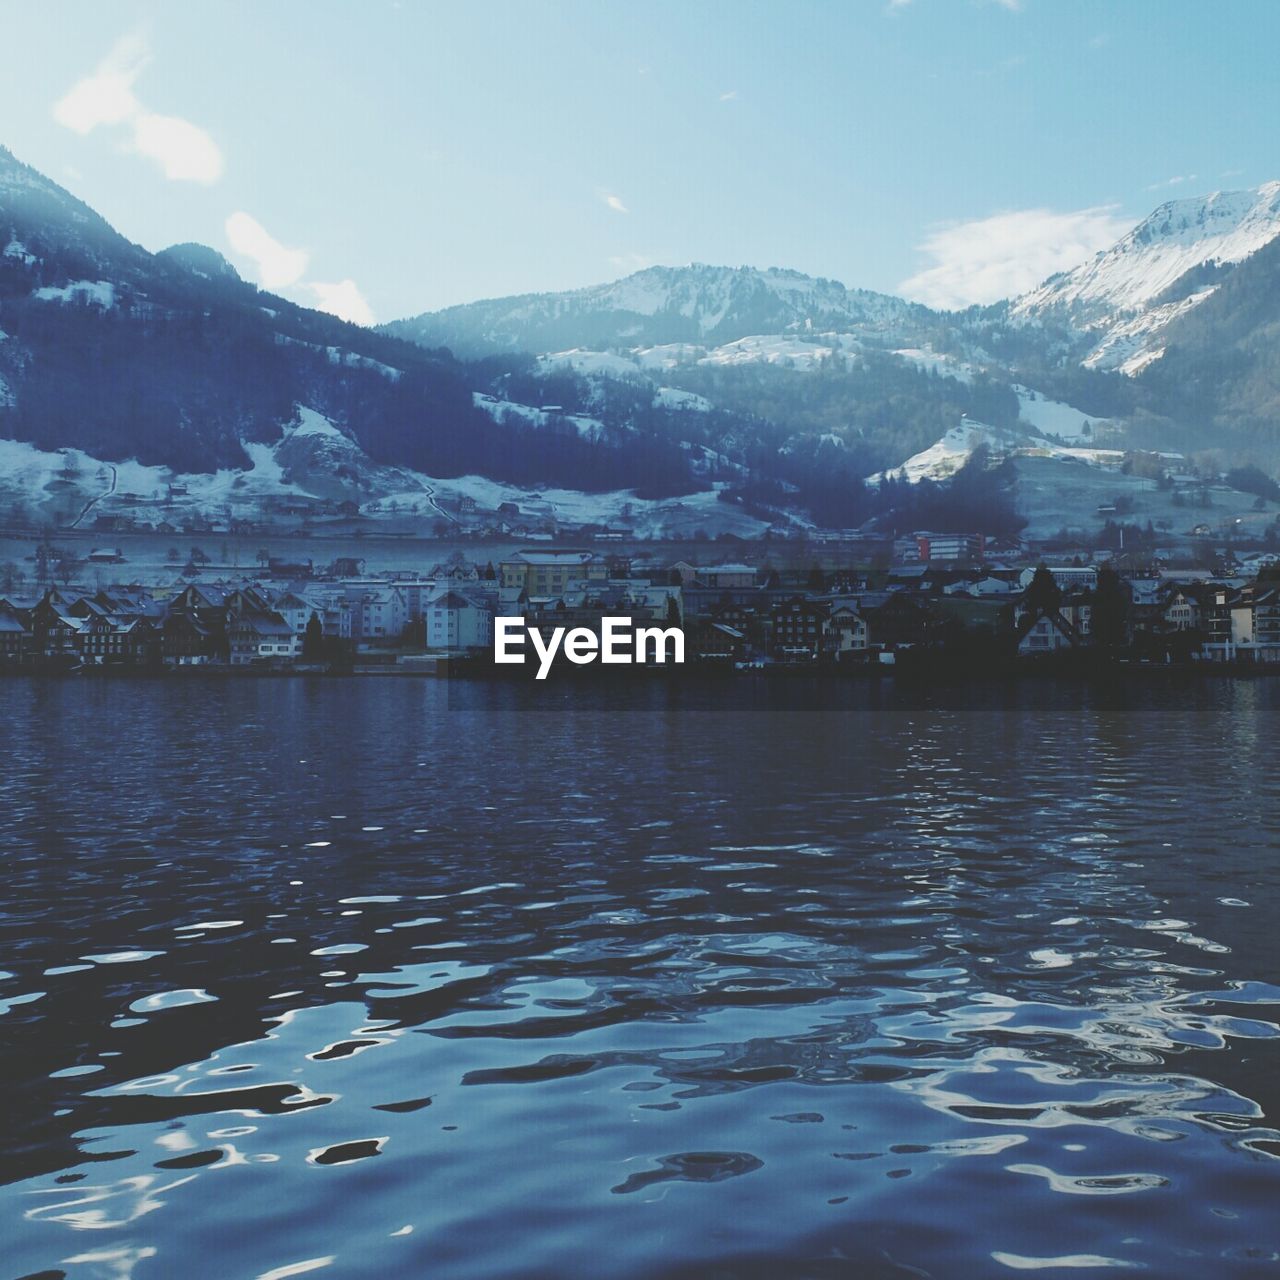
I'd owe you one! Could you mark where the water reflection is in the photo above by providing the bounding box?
[0,677,1278,1278]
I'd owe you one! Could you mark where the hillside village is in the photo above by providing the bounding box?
[1,542,1278,673]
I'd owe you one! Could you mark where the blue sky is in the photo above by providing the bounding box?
[3,0,1278,323]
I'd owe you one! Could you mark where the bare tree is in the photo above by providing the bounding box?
[0,561,25,593]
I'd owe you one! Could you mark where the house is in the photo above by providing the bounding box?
[828,605,868,658]
[80,614,160,665]
[695,563,757,590]
[229,610,298,663]
[687,619,746,665]
[1017,609,1081,655]
[1254,586,1280,662]
[425,589,494,651]
[0,604,32,664]
[30,593,85,659]
[945,575,1018,597]
[866,593,934,652]
[499,550,603,595]
[358,587,408,644]
[163,611,226,665]
[1162,587,1200,633]
[770,597,829,660]
[1203,583,1280,662]
[269,591,315,639]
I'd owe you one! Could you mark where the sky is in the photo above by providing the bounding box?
[2,0,1279,325]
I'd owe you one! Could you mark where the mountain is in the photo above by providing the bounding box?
[383,264,932,357]
[4,141,1277,539]
[1011,182,1280,375]
[1132,232,1280,461]
[0,145,712,513]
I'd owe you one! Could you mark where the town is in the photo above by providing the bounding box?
[1,531,1278,674]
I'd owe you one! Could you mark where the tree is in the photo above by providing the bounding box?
[54,551,84,586]
[257,547,271,567]
[0,561,25,593]
[1024,564,1061,616]
[302,612,324,661]
[167,546,181,563]
[1092,565,1128,650]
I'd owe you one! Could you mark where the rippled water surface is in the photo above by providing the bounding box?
[2,677,1279,1279]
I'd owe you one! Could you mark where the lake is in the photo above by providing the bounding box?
[2,676,1278,1279]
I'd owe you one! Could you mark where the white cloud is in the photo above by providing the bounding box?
[1145,174,1197,191]
[719,90,739,101]
[602,192,628,214]
[225,212,309,289]
[53,34,145,133]
[608,252,655,272]
[129,112,224,183]
[53,34,223,184]
[307,280,375,327]
[899,205,1134,309]
[224,214,372,324]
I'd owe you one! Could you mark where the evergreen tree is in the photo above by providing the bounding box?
[1024,564,1061,616]
[302,612,324,661]
[1092,566,1129,650]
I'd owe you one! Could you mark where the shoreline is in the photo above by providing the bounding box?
[3,656,1278,682]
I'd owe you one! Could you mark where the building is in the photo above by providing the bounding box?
[1017,609,1081,655]
[694,563,757,590]
[915,532,984,563]
[1018,566,1098,592]
[358,587,408,644]
[770,597,828,660]
[426,589,494,651]
[828,605,869,658]
[0,604,32,664]
[229,610,298,664]
[499,550,603,596]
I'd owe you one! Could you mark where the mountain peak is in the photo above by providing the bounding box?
[156,242,241,282]
[1015,180,1280,323]
[384,261,926,356]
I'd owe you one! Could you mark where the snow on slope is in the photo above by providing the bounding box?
[530,264,914,336]
[867,417,1127,486]
[404,475,768,538]
[33,280,116,308]
[892,347,975,384]
[1011,181,1280,373]
[1012,386,1110,441]
[892,347,1106,441]
[698,332,863,369]
[539,349,650,382]
[867,420,1017,485]
[0,404,769,539]
[1078,287,1217,375]
[653,387,711,412]
[473,392,609,441]
[1015,182,1280,319]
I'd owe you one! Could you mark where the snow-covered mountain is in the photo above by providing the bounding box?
[384,264,931,356]
[1011,182,1280,374]
[5,136,1279,536]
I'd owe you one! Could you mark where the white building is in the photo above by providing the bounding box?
[359,587,408,644]
[426,589,494,651]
